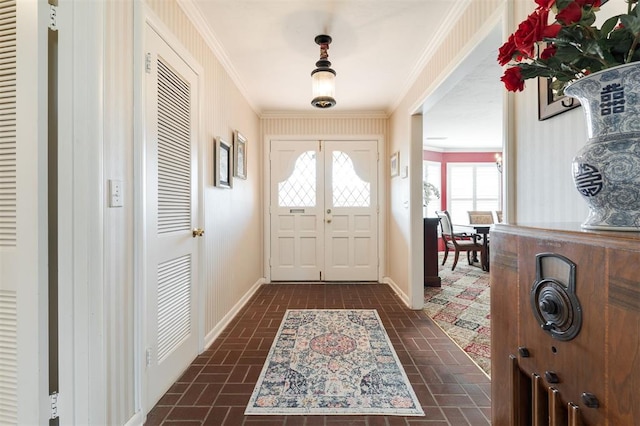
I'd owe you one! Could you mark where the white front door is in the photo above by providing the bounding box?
[270,140,324,281]
[323,141,378,281]
[144,24,201,409]
[270,140,378,282]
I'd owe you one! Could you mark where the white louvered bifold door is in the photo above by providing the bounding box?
[0,2,17,421]
[1,0,49,424]
[144,24,200,410]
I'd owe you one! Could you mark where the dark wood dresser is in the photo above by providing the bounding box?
[491,223,640,425]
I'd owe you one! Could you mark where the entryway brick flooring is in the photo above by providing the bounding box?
[145,284,491,425]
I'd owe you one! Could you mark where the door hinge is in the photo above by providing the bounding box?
[145,53,152,74]
[319,141,322,152]
[49,4,58,31]
[50,392,59,420]
[146,348,152,366]
[320,271,322,281]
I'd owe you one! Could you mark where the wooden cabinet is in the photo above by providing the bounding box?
[491,223,640,425]
[423,218,441,287]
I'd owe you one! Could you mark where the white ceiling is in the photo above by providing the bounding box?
[183,0,504,150]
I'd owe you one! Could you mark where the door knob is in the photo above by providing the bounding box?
[192,228,205,237]
[326,219,332,223]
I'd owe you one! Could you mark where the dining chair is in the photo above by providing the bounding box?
[467,210,493,248]
[467,210,494,225]
[435,210,486,271]
[493,210,503,223]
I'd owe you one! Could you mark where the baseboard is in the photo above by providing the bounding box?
[123,410,144,426]
[203,277,265,349]
[382,277,411,308]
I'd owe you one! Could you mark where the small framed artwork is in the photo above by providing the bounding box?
[390,151,399,177]
[233,130,247,180]
[538,76,580,121]
[214,136,232,188]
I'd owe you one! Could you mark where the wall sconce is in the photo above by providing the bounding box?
[311,35,336,108]
[495,153,503,173]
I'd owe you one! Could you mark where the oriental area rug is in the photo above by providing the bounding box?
[245,309,425,416]
[424,256,491,376]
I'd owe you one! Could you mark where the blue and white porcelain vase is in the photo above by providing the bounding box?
[564,62,640,231]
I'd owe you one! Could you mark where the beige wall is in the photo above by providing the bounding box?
[511,0,627,223]
[146,0,263,365]
[104,1,262,423]
[101,0,618,422]
[387,0,504,297]
[104,2,135,423]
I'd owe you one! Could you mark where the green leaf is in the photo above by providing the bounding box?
[601,15,620,36]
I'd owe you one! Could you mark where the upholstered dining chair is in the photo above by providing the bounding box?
[435,210,487,271]
[467,210,494,225]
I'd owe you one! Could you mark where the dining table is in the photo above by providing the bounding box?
[453,224,492,271]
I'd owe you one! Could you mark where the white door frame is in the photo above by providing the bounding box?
[134,3,206,418]
[263,135,385,283]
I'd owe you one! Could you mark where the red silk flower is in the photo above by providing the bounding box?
[501,67,525,92]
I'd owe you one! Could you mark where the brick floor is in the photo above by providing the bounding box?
[145,284,491,426]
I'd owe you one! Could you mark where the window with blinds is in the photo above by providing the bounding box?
[447,163,500,225]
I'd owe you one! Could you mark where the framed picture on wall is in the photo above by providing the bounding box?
[538,76,580,120]
[390,151,399,177]
[233,130,247,180]
[215,136,232,188]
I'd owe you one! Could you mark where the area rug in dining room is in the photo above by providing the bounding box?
[245,309,424,416]
[424,257,491,376]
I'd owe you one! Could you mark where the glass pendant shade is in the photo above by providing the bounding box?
[311,70,336,108]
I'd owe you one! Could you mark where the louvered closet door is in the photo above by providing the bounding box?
[145,24,200,410]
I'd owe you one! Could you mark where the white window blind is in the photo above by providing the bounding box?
[447,163,500,225]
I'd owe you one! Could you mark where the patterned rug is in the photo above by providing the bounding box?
[424,255,491,376]
[245,309,424,416]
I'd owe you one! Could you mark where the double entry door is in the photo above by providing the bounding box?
[270,140,379,281]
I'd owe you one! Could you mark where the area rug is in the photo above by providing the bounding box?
[424,256,491,376]
[245,309,424,416]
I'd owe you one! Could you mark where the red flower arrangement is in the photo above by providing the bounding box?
[498,0,640,93]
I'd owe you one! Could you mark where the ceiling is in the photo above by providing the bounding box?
[182,0,504,150]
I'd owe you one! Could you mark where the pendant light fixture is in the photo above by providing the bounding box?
[311,35,336,108]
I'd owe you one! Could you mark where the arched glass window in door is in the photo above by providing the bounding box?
[278,151,316,207]
[332,151,370,207]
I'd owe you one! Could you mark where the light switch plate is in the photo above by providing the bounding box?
[109,179,123,207]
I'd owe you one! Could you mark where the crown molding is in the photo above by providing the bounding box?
[390,0,472,113]
[177,0,260,114]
